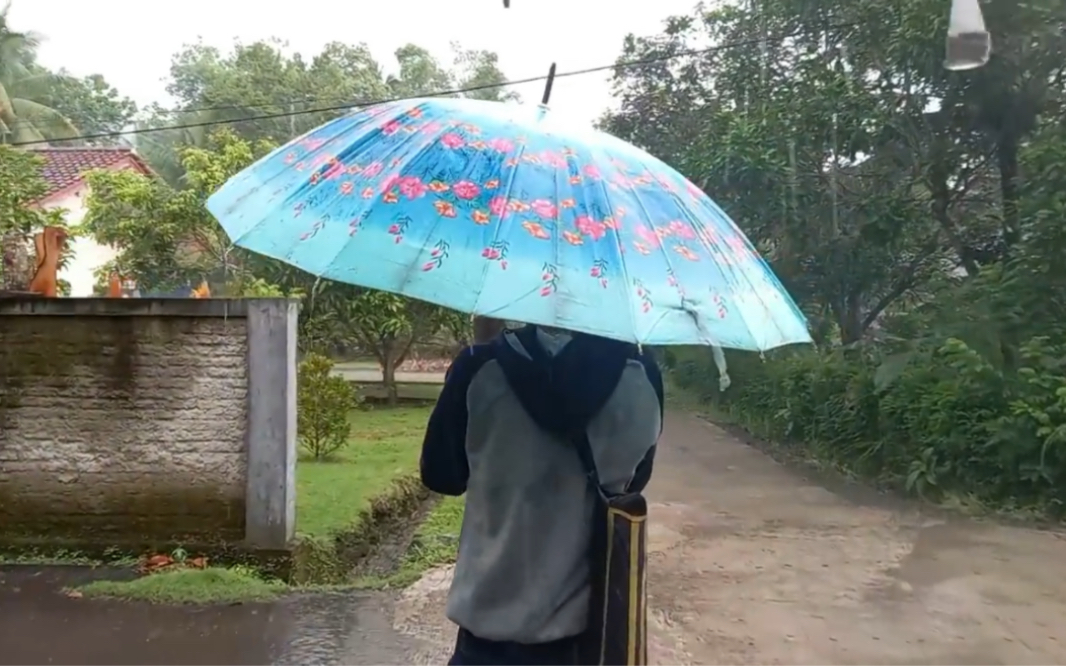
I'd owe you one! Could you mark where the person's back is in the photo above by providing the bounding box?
[420,325,664,665]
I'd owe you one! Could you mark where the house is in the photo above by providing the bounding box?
[29,147,154,296]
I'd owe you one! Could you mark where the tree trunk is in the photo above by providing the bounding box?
[996,134,1021,249]
[382,352,399,406]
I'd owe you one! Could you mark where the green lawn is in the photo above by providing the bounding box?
[297,406,431,537]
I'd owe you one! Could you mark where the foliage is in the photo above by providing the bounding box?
[81,129,272,292]
[297,353,361,460]
[610,0,1066,515]
[0,5,77,144]
[0,145,67,288]
[138,38,516,185]
[34,70,137,143]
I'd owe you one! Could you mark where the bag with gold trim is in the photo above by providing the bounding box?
[571,431,648,666]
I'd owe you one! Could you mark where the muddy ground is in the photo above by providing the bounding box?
[5,410,1066,665]
[395,410,1066,665]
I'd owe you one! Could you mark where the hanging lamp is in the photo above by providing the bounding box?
[945,0,991,70]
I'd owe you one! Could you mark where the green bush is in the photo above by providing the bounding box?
[672,334,1066,514]
[297,353,361,460]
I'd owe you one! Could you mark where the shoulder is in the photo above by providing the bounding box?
[445,343,498,384]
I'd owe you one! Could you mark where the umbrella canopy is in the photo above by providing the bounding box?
[207,97,811,350]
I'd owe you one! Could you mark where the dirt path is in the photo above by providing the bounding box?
[644,411,1066,665]
[396,410,1066,665]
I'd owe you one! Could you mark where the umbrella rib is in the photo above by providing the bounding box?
[703,195,791,348]
[378,123,467,306]
[470,140,528,318]
[605,166,669,345]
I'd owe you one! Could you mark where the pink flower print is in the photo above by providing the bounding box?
[634,279,654,314]
[283,152,297,165]
[635,225,662,248]
[589,258,609,287]
[540,263,559,296]
[481,241,510,269]
[340,181,354,195]
[362,162,383,178]
[421,241,450,272]
[487,137,514,153]
[541,151,567,168]
[420,121,443,134]
[452,180,481,200]
[324,161,345,180]
[668,220,696,240]
[381,120,402,135]
[582,164,602,179]
[531,199,558,219]
[379,174,402,194]
[440,133,465,149]
[488,196,508,217]
[398,176,427,200]
[576,216,607,241]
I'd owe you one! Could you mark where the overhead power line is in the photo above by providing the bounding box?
[13,23,857,148]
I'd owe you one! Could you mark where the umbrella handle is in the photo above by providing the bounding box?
[541,63,557,106]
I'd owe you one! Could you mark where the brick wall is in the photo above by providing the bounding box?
[0,306,251,544]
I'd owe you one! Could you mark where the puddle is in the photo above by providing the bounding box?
[0,566,424,665]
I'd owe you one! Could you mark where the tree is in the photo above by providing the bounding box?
[0,4,77,144]
[82,129,274,292]
[0,145,65,289]
[297,352,360,460]
[34,69,137,143]
[138,39,518,183]
[601,0,1065,344]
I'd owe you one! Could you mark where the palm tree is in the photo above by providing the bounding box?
[0,3,77,144]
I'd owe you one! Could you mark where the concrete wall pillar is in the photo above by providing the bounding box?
[244,299,299,550]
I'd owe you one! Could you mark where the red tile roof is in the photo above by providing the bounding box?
[29,147,153,201]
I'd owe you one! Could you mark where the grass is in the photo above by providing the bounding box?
[76,565,286,604]
[356,382,443,401]
[297,406,431,536]
[68,406,434,605]
[360,495,466,589]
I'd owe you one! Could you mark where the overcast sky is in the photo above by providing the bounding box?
[12,0,699,129]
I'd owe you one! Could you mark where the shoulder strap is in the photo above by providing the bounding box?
[569,428,608,499]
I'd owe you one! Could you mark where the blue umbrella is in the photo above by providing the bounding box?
[207,97,811,350]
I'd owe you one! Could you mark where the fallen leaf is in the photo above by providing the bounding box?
[188,557,208,569]
[65,590,83,599]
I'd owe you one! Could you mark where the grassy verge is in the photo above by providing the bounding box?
[359,495,465,589]
[67,406,434,604]
[76,565,286,604]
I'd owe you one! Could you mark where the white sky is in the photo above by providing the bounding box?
[12,0,700,129]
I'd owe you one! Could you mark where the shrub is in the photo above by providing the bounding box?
[671,335,1066,515]
[298,353,360,460]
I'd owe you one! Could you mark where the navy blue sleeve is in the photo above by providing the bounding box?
[419,345,493,496]
[627,350,665,494]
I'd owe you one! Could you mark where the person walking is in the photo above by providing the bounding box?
[420,323,664,666]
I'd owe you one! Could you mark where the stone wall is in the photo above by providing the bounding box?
[0,298,297,549]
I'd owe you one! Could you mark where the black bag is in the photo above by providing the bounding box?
[571,431,649,666]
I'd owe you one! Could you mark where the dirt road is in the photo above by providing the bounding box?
[398,410,1066,665]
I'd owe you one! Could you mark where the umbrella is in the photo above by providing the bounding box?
[206,97,811,350]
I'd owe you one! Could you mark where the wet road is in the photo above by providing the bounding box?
[0,567,423,665]
[7,410,1066,665]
